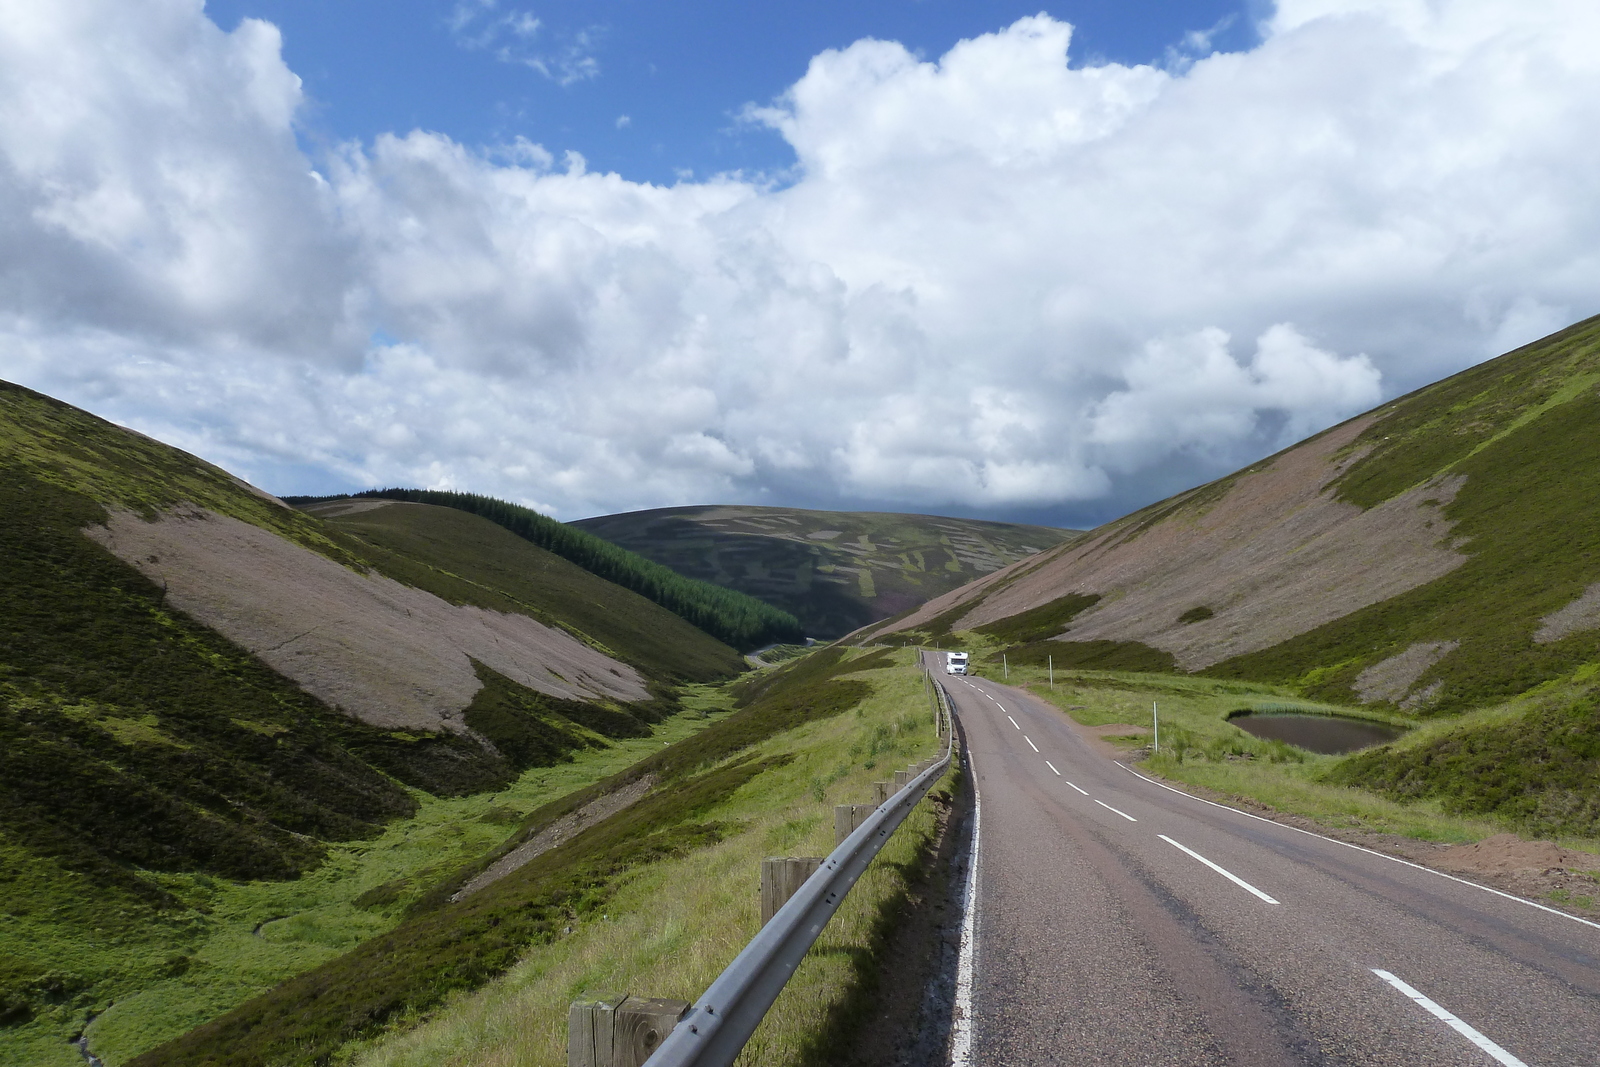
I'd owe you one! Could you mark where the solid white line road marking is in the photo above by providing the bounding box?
[950,792,983,1067]
[1024,736,1039,752]
[1372,970,1529,1067]
[1066,781,1088,795]
[1159,835,1279,903]
[1095,799,1138,822]
[1006,715,1020,729]
[1117,763,1600,932]
[1045,760,1061,775]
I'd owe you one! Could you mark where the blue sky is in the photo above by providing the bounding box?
[203,0,1259,185]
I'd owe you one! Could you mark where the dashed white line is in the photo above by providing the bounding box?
[1117,762,1600,931]
[1045,760,1061,776]
[1066,781,1088,796]
[1094,799,1138,822]
[1024,735,1040,752]
[1006,715,1020,729]
[1372,970,1529,1067]
[1160,835,1280,904]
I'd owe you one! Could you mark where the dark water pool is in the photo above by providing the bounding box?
[1228,712,1403,755]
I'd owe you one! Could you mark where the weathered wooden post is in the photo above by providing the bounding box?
[614,997,690,1065]
[760,856,823,924]
[569,993,626,1067]
[893,769,911,790]
[834,803,873,844]
[872,780,891,805]
[569,994,691,1067]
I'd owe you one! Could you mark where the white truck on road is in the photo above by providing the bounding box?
[945,651,969,675]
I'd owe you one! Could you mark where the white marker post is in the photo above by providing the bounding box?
[1153,702,1159,753]
[1048,655,1054,690]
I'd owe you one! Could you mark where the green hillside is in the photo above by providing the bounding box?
[291,488,805,651]
[875,314,1600,836]
[125,647,898,1067]
[0,380,748,1065]
[1208,315,1600,711]
[571,504,1076,638]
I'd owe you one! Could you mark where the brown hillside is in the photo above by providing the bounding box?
[88,504,648,731]
[870,414,1469,669]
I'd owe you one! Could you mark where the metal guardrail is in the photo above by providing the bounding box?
[642,670,956,1067]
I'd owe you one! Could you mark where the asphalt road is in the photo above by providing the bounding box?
[934,660,1600,1067]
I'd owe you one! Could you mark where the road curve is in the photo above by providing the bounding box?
[935,657,1600,1067]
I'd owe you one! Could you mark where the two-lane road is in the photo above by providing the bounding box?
[936,659,1600,1066]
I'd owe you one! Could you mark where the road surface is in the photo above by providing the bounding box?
[935,661,1600,1066]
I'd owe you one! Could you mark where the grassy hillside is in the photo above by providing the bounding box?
[571,504,1076,638]
[302,499,746,683]
[0,380,752,1064]
[125,647,937,1067]
[1208,315,1600,711]
[292,489,805,651]
[870,314,1600,836]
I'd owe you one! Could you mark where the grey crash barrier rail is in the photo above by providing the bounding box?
[639,671,956,1067]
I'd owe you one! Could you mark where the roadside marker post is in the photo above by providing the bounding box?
[1003,654,1008,679]
[1048,655,1054,690]
[1153,702,1159,753]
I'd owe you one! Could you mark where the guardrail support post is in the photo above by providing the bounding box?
[834,803,873,844]
[872,781,891,805]
[569,992,626,1067]
[570,994,690,1067]
[893,769,911,790]
[761,857,823,925]
[614,997,690,1066]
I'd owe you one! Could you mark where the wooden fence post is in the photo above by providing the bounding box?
[569,994,691,1067]
[568,992,626,1067]
[760,856,824,924]
[613,996,690,1066]
[833,803,873,844]
[893,769,911,790]
[872,781,891,805]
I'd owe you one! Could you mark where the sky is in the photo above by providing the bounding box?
[2,0,1597,527]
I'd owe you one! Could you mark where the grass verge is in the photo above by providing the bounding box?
[969,657,1600,853]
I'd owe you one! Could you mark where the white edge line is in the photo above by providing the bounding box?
[1371,969,1529,1067]
[1024,735,1039,752]
[1045,760,1061,776]
[1094,798,1138,822]
[1117,762,1600,931]
[1066,781,1089,796]
[950,785,982,1066]
[1160,834,1280,904]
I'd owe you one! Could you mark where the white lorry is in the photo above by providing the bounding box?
[944,651,969,675]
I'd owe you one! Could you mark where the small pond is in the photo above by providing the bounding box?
[1228,711,1404,755]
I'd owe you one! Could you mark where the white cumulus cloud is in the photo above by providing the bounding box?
[2,0,1599,524]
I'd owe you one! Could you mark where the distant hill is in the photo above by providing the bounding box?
[571,505,1078,638]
